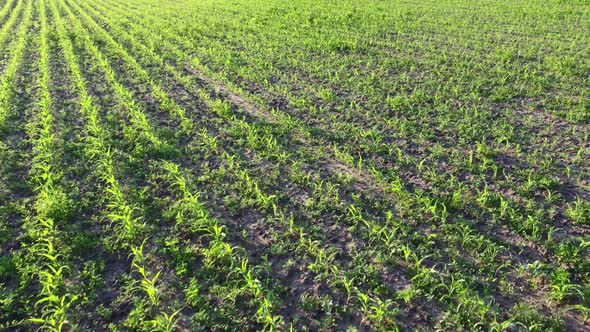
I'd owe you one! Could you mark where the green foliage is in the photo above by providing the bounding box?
[2,0,589,330]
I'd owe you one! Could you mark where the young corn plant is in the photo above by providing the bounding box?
[131,241,161,306]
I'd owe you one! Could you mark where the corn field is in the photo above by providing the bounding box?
[0,0,589,330]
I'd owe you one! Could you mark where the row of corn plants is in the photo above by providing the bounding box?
[159,161,284,330]
[0,0,37,329]
[0,0,16,25]
[0,0,21,50]
[16,0,78,329]
[48,1,177,329]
